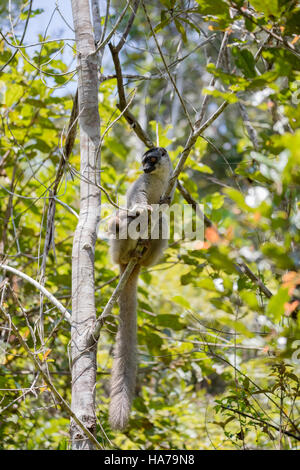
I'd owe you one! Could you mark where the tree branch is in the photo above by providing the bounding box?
[91,258,138,341]
[0,0,33,73]
[0,263,71,322]
[142,1,194,131]
[109,42,154,148]
[0,307,103,449]
[93,0,131,55]
[220,405,300,442]
[162,99,229,201]
[115,0,140,52]
[176,181,273,299]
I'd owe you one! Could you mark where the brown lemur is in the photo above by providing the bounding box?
[108,147,173,431]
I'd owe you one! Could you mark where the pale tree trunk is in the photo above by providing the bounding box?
[70,0,101,450]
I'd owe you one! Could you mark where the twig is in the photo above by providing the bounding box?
[220,405,300,442]
[100,35,217,84]
[109,43,154,147]
[38,90,79,322]
[142,1,194,131]
[239,102,259,151]
[96,275,119,291]
[0,31,76,77]
[69,166,133,214]
[176,180,212,227]
[0,307,102,450]
[195,31,229,127]
[176,180,273,299]
[115,0,140,52]
[0,0,33,73]
[99,88,137,145]
[91,258,138,340]
[55,89,79,194]
[93,0,131,55]
[0,264,71,323]
[230,2,300,60]
[163,99,229,201]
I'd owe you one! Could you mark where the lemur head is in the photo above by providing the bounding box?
[141,147,172,176]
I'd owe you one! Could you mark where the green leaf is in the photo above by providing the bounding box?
[224,188,250,212]
[174,19,187,43]
[202,88,239,103]
[231,47,256,78]
[250,0,279,17]
[155,314,185,330]
[196,0,228,15]
[267,287,289,321]
[6,84,23,107]
[240,291,259,310]
[172,295,191,309]
[261,242,294,269]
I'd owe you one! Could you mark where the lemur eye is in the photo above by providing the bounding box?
[150,157,157,162]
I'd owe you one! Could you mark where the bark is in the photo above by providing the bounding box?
[70,0,101,450]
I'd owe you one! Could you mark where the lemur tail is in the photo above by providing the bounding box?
[109,264,140,430]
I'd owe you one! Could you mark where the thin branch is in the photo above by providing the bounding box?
[0,31,76,77]
[239,102,259,151]
[39,90,79,319]
[93,0,131,55]
[100,35,217,84]
[176,180,273,299]
[230,2,300,59]
[99,88,137,145]
[220,405,300,442]
[54,90,79,194]
[142,1,194,131]
[109,42,154,148]
[162,99,229,201]
[69,165,133,214]
[98,0,111,46]
[115,0,140,52]
[0,264,71,323]
[0,0,33,73]
[195,31,229,127]
[176,180,212,227]
[91,258,138,340]
[0,307,103,450]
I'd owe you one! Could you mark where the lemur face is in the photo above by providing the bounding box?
[141,147,168,174]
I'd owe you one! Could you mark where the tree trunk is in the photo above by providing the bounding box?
[70,0,101,450]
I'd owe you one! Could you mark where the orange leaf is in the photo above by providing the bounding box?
[282,271,300,295]
[205,226,219,244]
[284,301,299,316]
[253,211,261,222]
[42,349,52,361]
[283,271,296,282]
[291,35,300,45]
